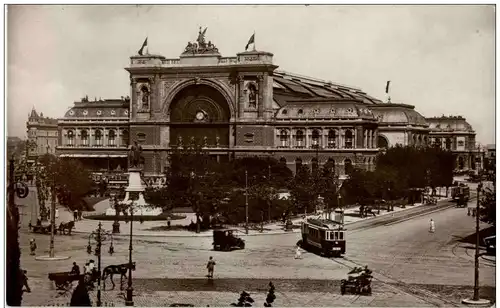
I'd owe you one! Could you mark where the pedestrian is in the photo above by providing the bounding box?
[429,218,435,233]
[206,256,216,278]
[74,209,78,221]
[83,262,89,274]
[71,262,80,275]
[29,239,37,256]
[20,270,31,293]
[167,216,171,228]
[55,208,59,219]
[78,210,83,221]
[294,245,302,259]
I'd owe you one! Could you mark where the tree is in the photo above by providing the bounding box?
[479,184,495,225]
[289,165,316,215]
[38,155,94,211]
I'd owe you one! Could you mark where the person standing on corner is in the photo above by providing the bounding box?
[206,256,216,279]
[429,218,435,233]
[29,239,37,256]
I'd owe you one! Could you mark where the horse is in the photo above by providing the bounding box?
[58,221,75,235]
[102,262,136,291]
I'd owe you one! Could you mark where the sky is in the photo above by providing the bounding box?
[6,5,496,144]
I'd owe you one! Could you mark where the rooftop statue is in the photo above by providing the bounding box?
[183,27,219,55]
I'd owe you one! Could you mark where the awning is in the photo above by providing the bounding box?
[59,154,127,158]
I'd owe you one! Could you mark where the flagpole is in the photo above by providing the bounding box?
[252,31,256,51]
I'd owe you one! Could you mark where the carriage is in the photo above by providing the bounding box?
[340,267,373,295]
[31,221,74,235]
[32,224,53,234]
[48,270,99,291]
[299,217,346,257]
[213,229,245,251]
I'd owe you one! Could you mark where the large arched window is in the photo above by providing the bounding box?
[80,130,89,146]
[108,130,116,147]
[327,130,337,148]
[94,129,103,146]
[344,158,353,175]
[280,157,287,166]
[121,130,129,147]
[295,158,302,172]
[296,130,305,148]
[279,130,289,147]
[435,138,442,148]
[312,157,318,174]
[378,135,389,149]
[345,130,353,149]
[325,158,335,172]
[67,130,74,146]
[445,138,452,150]
[311,129,320,148]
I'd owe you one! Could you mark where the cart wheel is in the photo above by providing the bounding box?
[367,286,372,294]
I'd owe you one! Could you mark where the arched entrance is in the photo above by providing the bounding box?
[169,84,231,151]
[378,135,389,149]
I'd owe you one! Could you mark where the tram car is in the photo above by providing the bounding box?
[451,184,470,205]
[299,218,346,257]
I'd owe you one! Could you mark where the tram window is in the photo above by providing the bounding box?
[326,232,330,240]
[339,232,344,240]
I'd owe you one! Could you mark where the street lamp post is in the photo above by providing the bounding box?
[245,170,249,235]
[49,182,56,258]
[125,202,134,306]
[462,145,489,306]
[111,194,120,234]
[473,183,482,301]
[87,222,114,307]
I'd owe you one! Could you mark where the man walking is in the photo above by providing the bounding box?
[206,256,216,279]
[29,239,37,256]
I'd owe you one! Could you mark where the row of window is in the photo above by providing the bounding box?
[279,129,354,148]
[65,129,129,147]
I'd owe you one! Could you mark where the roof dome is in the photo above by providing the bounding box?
[426,116,474,132]
[370,104,428,127]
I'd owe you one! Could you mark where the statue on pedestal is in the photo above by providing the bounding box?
[128,141,144,169]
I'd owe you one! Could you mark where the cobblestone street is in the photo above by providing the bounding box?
[16,189,495,306]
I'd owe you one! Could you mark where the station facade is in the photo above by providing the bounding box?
[54,30,477,180]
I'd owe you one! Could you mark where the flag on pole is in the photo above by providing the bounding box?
[138,37,148,56]
[245,33,255,51]
[385,81,391,94]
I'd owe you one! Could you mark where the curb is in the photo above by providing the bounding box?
[71,200,452,238]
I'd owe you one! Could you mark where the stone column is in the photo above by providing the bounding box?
[237,75,245,118]
[289,129,293,149]
[322,128,326,148]
[103,128,108,147]
[339,129,344,149]
[305,128,309,148]
[257,75,264,118]
[130,77,137,119]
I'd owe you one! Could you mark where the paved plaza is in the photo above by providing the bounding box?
[16,184,496,306]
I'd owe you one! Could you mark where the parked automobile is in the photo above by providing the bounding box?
[213,229,245,251]
[484,235,495,255]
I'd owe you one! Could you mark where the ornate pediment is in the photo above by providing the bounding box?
[182,27,220,55]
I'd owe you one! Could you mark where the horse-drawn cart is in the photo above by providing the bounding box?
[340,266,373,295]
[48,270,100,291]
[48,272,81,290]
[32,224,53,234]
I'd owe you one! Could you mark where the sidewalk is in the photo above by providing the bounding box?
[64,196,450,238]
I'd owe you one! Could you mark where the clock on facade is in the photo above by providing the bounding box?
[195,111,205,121]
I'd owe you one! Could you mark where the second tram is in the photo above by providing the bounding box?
[300,218,346,257]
